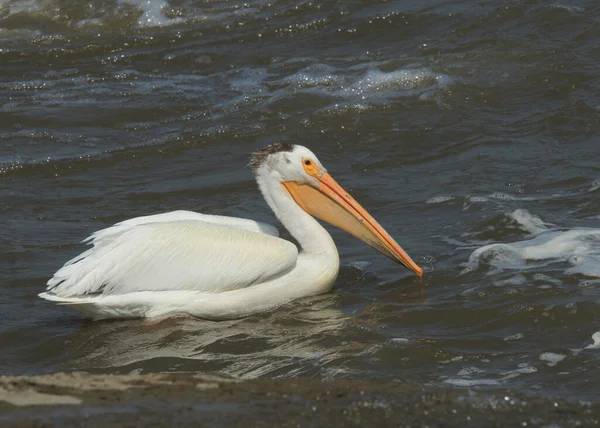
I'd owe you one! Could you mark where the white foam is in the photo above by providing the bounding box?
[440,356,463,364]
[540,352,566,367]
[489,192,519,201]
[461,193,558,212]
[468,196,489,203]
[585,332,600,349]
[284,64,340,89]
[548,4,584,13]
[389,338,410,344]
[426,196,455,204]
[119,0,181,27]
[503,333,524,341]
[5,0,183,28]
[532,273,561,284]
[462,210,600,277]
[444,378,501,387]
[508,209,550,234]
[283,64,452,109]
[457,366,485,376]
[4,0,44,16]
[444,365,537,387]
[502,365,538,379]
[347,68,445,95]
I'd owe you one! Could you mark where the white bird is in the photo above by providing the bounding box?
[40,143,423,320]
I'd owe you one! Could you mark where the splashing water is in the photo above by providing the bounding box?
[119,0,181,27]
[585,332,600,350]
[462,210,600,277]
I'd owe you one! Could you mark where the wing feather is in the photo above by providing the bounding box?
[47,218,297,297]
[85,210,279,243]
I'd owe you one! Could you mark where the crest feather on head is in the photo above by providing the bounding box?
[249,143,294,172]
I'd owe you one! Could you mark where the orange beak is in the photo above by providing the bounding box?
[282,173,423,277]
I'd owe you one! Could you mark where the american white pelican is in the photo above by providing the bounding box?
[40,143,423,320]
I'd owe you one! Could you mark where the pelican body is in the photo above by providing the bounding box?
[40,144,422,320]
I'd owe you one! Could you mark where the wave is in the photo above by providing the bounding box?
[461,210,600,278]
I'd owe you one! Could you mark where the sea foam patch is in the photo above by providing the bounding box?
[282,63,452,108]
[119,0,182,27]
[444,365,537,387]
[461,210,600,278]
[585,332,600,350]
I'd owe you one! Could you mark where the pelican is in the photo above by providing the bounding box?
[40,143,423,320]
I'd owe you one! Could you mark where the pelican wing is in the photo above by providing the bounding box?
[46,214,297,297]
[87,210,280,239]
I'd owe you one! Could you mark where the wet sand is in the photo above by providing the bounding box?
[0,373,597,427]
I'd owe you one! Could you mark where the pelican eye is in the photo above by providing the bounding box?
[302,157,321,177]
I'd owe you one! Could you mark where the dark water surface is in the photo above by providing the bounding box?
[2,0,600,400]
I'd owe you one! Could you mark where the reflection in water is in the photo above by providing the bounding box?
[63,267,430,378]
[67,294,363,378]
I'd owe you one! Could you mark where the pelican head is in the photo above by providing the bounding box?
[250,143,423,277]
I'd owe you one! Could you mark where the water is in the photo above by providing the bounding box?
[1,0,600,401]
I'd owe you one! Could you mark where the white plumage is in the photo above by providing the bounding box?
[46,215,296,296]
[41,144,422,320]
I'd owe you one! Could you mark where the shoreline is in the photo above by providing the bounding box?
[0,372,597,426]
